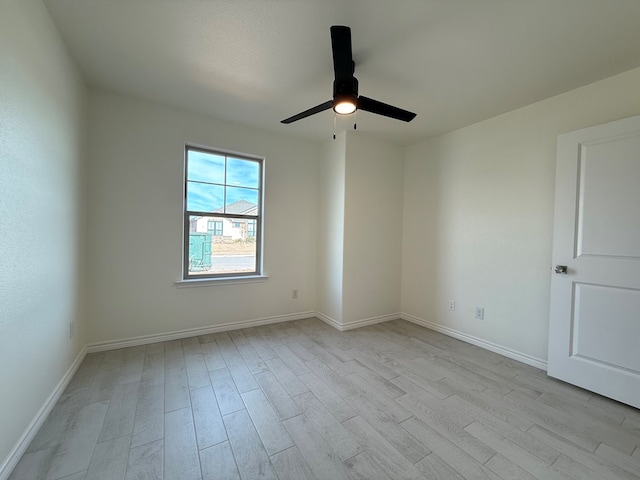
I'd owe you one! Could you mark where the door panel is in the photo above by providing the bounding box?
[548,115,640,408]
[572,283,640,372]
[577,135,640,258]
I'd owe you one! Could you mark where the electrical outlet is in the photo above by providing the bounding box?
[69,321,75,339]
[448,300,455,311]
[292,288,299,299]
[475,307,484,320]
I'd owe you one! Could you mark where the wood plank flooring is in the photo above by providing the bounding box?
[9,318,640,479]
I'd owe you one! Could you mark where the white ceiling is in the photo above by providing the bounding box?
[43,0,640,145]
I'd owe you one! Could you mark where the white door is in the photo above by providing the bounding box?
[548,114,640,409]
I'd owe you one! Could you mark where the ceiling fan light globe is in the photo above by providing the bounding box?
[334,101,356,115]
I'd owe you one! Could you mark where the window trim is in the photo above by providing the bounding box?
[175,274,269,288]
[182,144,264,281]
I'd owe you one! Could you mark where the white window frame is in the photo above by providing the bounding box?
[182,144,264,281]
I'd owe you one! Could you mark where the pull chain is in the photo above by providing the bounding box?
[333,113,337,140]
[353,109,357,131]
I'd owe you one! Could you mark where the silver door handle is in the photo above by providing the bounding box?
[554,265,568,274]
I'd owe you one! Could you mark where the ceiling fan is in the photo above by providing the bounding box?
[281,25,417,125]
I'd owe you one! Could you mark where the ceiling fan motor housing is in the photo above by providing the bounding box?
[333,76,358,98]
[333,77,358,110]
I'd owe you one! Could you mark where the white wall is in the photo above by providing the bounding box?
[85,91,319,343]
[402,66,640,363]
[343,133,403,323]
[0,0,87,467]
[316,133,346,323]
[316,132,403,326]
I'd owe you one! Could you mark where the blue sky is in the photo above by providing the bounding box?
[186,150,259,212]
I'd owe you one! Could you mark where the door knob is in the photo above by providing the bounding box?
[554,265,568,274]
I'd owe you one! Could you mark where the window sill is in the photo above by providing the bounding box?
[175,275,269,288]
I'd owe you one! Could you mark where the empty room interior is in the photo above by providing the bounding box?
[2,0,640,479]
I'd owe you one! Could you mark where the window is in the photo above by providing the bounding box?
[207,220,223,236]
[184,145,263,279]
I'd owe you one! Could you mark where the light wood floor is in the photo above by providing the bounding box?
[9,318,640,480]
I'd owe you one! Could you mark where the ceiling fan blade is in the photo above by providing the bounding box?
[357,96,417,122]
[281,100,333,124]
[330,26,354,82]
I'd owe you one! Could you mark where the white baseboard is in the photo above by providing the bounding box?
[86,311,316,353]
[314,312,341,329]
[316,312,401,331]
[0,346,87,480]
[401,313,547,371]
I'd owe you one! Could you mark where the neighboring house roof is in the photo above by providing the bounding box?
[214,199,257,216]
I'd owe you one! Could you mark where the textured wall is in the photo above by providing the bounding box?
[402,66,640,363]
[316,133,346,323]
[85,91,319,343]
[0,0,87,467]
[343,133,403,324]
